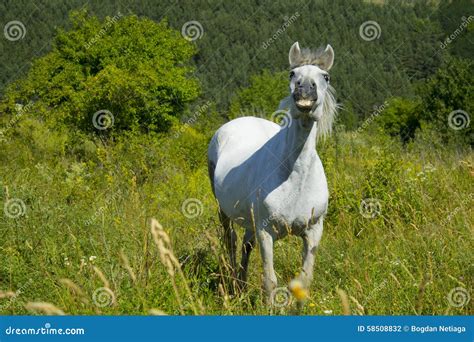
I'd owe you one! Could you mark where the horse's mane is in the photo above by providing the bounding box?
[278,85,338,142]
[318,84,338,140]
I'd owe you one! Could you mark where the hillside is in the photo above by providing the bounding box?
[1,0,472,121]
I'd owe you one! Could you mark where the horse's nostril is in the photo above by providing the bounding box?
[297,80,301,86]
[311,82,316,88]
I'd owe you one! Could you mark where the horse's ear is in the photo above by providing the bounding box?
[289,42,301,66]
[319,44,334,71]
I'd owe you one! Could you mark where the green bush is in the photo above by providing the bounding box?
[228,70,287,120]
[0,10,200,134]
[377,97,421,144]
[418,57,473,146]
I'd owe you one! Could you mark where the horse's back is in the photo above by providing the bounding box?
[208,116,280,169]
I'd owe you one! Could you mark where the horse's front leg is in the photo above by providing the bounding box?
[237,229,255,289]
[299,217,324,288]
[257,228,277,301]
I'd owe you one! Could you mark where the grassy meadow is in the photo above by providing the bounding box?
[0,124,472,315]
[0,0,472,317]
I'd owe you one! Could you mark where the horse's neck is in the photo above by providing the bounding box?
[282,116,318,174]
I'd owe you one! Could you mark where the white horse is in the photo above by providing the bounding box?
[207,42,337,300]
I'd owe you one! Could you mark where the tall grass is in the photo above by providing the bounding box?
[0,122,472,315]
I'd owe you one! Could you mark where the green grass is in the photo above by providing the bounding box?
[0,123,472,315]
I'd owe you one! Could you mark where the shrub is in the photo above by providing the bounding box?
[418,57,473,146]
[0,10,200,134]
[377,97,421,144]
[228,70,287,120]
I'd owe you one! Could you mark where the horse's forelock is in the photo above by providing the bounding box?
[290,46,328,69]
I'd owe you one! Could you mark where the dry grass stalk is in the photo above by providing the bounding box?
[336,288,351,315]
[0,290,16,299]
[149,308,168,315]
[401,262,416,282]
[140,220,151,286]
[25,302,65,315]
[389,272,401,286]
[352,278,363,293]
[218,283,230,311]
[204,230,232,301]
[447,274,466,287]
[59,279,89,304]
[92,266,111,289]
[119,250,137,284]
[349,295,365,314]
[415,273,429,314]
[150,218,204,315]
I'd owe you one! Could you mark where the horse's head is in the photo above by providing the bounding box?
[287,42,334,122]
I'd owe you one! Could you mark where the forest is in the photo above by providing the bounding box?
[0,0,472,315]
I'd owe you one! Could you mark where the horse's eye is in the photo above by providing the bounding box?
[289,71,295,79]
[323,74,330,82]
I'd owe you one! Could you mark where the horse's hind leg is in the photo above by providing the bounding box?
[219,209,237,279]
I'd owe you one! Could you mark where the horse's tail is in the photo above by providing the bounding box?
[207,133,219,197]
[207,158,216,197]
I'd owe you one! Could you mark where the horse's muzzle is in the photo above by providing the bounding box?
[293,80,318,111]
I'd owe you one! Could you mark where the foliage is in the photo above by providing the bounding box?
[376,97,421,144]
[417,57,473,146]
[437,0,474,60]
[0,0,448,120]
[1,126,472,315]
[229,70,287,119]
[0,10,200,134]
